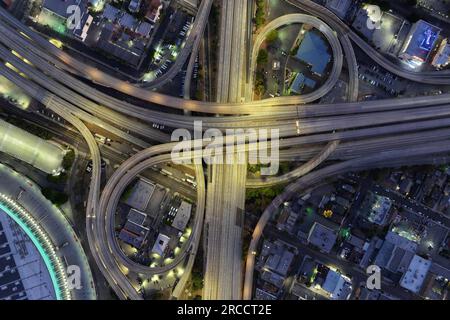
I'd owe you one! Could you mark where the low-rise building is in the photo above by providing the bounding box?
[119,208,150,249]
[171,201,192,231]
[151,233,171,256]
[325,0,352,20]
[321,270,353,300]
[432,38,450,69]
[375,231,418,274]
[399,20,441,67]
[307,222,337,253]
[400,255,432,294]
[367,194,393,226]
[146,0,163,23]
[124,178,155,211]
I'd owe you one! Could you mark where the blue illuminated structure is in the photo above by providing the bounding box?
[0,194,70,300]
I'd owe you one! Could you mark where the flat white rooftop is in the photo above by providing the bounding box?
[400,255,431,294]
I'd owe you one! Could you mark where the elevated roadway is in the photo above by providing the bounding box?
[249,14,343,103]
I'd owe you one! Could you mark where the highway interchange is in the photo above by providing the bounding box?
[2,1,450,300]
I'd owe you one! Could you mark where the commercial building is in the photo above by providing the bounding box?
[374,231,418,274]
[40,0,93,40]
[352,6,409,58]
[367,193,392,226]
[124,178,155,211]
[151,233,170,256]
[265,249,294,277]
[171,201,192,231]
[432,38,450,69]
[118,208,150,249]
[97,5,154,66]
[255,288,277,300]
[399,20,441,67]
[400,255,431,294]
[41,0,82,21]
[294,31,331,77]
[102,3,120,21]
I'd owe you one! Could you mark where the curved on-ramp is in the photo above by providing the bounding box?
[249,14,343,103]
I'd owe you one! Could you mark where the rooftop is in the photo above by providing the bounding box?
[125,178,155,211]
[171,201,192,232]
[400,20,441,63]
[400,255,431,294]
[295,31,331,76]
[322,270,352,300]
[151,233,170,256]
[325,0,352,20]
[307,222,337,253]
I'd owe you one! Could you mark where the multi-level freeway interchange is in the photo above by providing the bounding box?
[2,0,450,300]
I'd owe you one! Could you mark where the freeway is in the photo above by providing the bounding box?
[3,1,450,301]
[93,123,450,298]
[1,65,448,296]
[203,0,249,300]
[247,140,340,188]
[98,151,206,277]
[6,29,450,143]
[183,0,215,100]
[4,14,450,130]
[0,60,152,147]
[1,7,445,117]
[1,4,450,118]
[0,40,169,143]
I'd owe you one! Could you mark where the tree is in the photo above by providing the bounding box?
[62,149,75,171]
[266,30,279,44]
[254,0,266,28]
[42,188,68,206]
[257,49,269,66]
[191,271,204,291]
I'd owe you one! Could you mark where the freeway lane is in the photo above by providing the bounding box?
[204,0,249,300]
[3,17,450,128]
[0,7,447,117]
[6,38,450,145]
[1,5,450,117]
